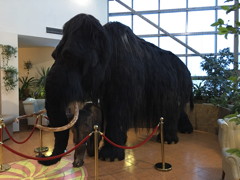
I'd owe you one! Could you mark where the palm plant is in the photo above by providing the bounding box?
[19,76,36,100]
[34,67,50,99]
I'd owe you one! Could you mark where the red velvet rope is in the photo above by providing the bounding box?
[101,123,160,149]
[2,133,91,161]
[3,116,39,144]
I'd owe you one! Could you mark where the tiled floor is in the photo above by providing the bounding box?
[2,125,223,180]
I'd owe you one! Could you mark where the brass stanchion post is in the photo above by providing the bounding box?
[34,115,48,154]
[155,117,172,171]
[0,116,11,172]
[94,125,99,180]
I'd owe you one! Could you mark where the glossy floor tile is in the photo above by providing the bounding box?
[1,126,223,180]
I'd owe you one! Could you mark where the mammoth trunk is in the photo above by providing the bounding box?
[38,108,69,166]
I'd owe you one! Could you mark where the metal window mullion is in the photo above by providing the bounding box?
[131,0,133,30]
[186,0,189,66]
[109,6,223,16]
[158,0,160,47]
[215,0,218,56]
[234,0,239,71]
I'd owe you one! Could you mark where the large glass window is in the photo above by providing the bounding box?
[160,12,186,33]
[109,0,132,13]
[142,37,159,46]
[217,35,234,52]
[188,11,215,32]
[187,57,207,76]
[188,0,215,8]
[109,15,132,28]
[133,0,158,11]
[108,0,237,77]
[160,36,186,55]
[188,35,215,54]
[160,0,186,9]
[133,14,158,35]
[218,10,235,27]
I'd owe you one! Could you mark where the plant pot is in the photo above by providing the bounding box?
[186,103,231,134]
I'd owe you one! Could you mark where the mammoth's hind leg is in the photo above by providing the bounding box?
[178,111,193,134]
[157,105,180,144]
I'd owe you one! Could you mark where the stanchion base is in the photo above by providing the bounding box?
[34,146,49,153]
[0,164,11,172]
[154,162,172,172]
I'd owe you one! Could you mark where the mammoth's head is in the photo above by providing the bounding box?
[45,14,111,126]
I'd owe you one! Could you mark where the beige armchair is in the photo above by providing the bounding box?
[218,118,240,180]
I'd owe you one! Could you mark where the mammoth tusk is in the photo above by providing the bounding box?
[16,109,46,122]
[35,102,79,132]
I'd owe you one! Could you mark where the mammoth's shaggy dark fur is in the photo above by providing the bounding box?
[38,13,193,166]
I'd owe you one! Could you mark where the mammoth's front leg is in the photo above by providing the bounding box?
[73,144,87,167]
[99,112,127,161]
[72,128,87,167]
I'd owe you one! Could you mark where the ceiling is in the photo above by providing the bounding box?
[18,35,60,48]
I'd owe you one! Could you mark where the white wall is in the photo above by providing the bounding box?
[0,32,19,131]
[0,0,108,40]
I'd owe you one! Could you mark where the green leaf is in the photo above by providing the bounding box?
[226,7,235,14]
[218,18,225,25]
[224,33,229,39]
[211,22,219,27]
[226,148,240,157]
[236,21,240,26]
[226,25,237,32]
[221,5,230,11]
[218,27,229,33]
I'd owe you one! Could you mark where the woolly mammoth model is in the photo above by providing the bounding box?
[39,13,193,166]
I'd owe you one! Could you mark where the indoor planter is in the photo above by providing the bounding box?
[0,44,18,91]
[3,66,18,91]
[187,48,236,133]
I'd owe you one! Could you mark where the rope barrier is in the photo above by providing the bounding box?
[3,116,39,144]
[100,123,160,149]
[2,133,92,161]
[2,122,159,162]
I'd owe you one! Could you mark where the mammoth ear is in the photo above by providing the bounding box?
[51,49,57,60]
[51,39,65,60]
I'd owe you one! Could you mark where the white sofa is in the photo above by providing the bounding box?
[22,98,48,126]
[218,117,240,180]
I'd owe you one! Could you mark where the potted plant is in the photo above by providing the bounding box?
[192,81,206,103]
[19,76,36,101]
[0,44,17,65]
[33,67,50,99]
[187,48,234,133]
[23,60,33,76]
[3,66,18,91]
[32,67,50,111]
[0,44,18,91]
